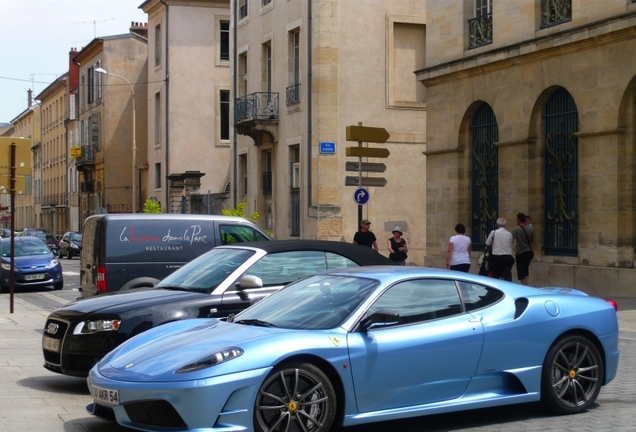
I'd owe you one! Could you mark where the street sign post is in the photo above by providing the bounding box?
[345,177,388,187]
[353,188,370,205]
[346,125,390,143]
[345,161,387,173]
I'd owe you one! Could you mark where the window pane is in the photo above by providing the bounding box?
[245,251,327,286]
[220,90,230,140]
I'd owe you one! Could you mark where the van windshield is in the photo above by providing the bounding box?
[156,248,255,294]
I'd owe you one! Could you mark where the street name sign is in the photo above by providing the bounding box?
[345,161,387,173]
[319,141,336,154]
[345,176,388,187]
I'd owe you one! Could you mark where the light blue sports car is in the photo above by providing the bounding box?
[87,266,619,432]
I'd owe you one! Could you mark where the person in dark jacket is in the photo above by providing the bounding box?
[353,219,378,252]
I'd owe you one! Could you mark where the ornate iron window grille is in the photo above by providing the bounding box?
[468,13,493,49]
[544,88,578,256]
[234,92,279,124]
[77,145,97,164]
[541,0,572,28]
[471,104,499,250]
[286,84,301,106]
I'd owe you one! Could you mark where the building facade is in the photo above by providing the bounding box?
[73,28,148,219]
[232,0,427,261]
[417,0,636,295]
[140,0,232,214]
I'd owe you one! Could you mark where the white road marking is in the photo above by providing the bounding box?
[63,271,80,276]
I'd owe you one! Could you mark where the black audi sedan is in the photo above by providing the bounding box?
[42,240,393,377]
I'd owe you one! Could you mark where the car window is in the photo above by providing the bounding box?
[70,233,82,242]
[220,224,269,244]
[456,281,504,311]
[325,252,359,269]
[156,248,255,293]
[366,279,463,326]
[243,250,328,286]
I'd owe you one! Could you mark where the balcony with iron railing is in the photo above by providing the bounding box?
[541,0,572,28]
[234,92,279,146]
[75,145,98,166]
[468,13,493,49]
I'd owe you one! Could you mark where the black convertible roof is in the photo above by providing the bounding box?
[221,240,394,266]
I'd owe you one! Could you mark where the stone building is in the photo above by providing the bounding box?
[417,0,636,295]
[73,26,148,218]
[232,0,427,260]
[140,0,232,214]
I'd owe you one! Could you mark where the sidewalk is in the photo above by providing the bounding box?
[0,294,129,432]
[1,292,635,432]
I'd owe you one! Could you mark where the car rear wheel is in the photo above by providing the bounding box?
[541,335,603,415]
[255,362,336,432]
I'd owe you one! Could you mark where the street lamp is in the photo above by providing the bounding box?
[95,67,137,213]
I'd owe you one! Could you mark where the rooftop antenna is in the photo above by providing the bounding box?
[72,18,115,38]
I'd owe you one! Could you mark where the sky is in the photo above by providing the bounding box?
[0,0,148,124]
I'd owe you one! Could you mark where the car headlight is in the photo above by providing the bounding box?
[73,319,122,335]
[176,347,244,373]
[71,243,79,249]
[48,258,59,268]
[1,263,15,271]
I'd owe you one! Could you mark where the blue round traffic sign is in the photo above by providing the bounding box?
[353,187,370,205]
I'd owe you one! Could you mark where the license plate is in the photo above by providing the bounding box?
[26,274,45,281]
[92,385,119,405]
[42,336,60,353]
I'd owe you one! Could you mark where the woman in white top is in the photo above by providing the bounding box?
[446,223,472,272]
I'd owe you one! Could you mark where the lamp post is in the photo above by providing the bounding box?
[95,67,137,213]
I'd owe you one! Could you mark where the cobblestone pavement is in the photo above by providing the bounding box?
[1,288,635,432]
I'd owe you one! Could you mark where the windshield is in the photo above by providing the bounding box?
[234,275,379,330]
[156,248,255,294]
[69,233,82,242]
[1,238,51,257]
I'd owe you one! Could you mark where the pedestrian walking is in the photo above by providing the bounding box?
[387,226,408,265]
[485,217,514,281]
[353,219,378,252]
[512,212,534,285]
[446,223,472,272]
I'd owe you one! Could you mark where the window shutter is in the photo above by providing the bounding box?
[91,111,100,149]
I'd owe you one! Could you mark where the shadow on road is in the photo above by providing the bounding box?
[19,375,88,395]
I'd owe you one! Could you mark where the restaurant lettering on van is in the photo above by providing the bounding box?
[118,225,209,252]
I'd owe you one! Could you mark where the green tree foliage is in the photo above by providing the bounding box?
[222,201,273,238]
[142,198,162,213]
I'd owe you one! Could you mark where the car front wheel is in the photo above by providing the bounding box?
[541,335,604,415]
[255,362,337,432]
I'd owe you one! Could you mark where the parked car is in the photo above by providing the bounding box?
[86,267,619,432]
[0,228,12,238]
[58,231,82,259]
[22,227,47,237]
[0,236,63,292]
[42,240,393,377]
[35,233,59,252]
[79,214,271,298]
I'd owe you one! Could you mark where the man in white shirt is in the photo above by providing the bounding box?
[485,217,514,281]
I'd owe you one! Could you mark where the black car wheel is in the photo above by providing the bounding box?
[53,281,64,290]
[67,250,73,259]
[541,335,603,415]
[255,362,336,432]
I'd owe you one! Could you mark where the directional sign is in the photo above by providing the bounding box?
[345,147,390,158]
[346,125,390,143]
[345,176,387,187]
[345,161,386,173]
[353,187,370,205]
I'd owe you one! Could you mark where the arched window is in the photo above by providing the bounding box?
[544,88,578,255]
[471,103,499,250]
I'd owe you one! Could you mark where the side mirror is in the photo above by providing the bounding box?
[359,310,400,331]
[236,275,263,301]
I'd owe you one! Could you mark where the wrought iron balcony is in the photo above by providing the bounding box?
[234,92,279,124]
[76,145,97,165]
[286,84,301,106]
[468,13,493,49]
[541,0,571,28]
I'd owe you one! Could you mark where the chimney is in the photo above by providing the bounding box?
[28,89,33,108]
[130,21,148,39]
[69,47,80,90]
